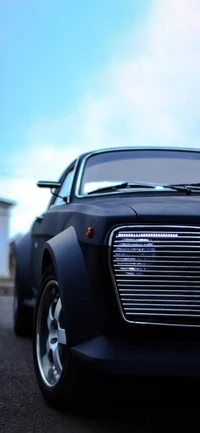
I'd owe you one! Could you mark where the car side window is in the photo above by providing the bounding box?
[53,169,74,206]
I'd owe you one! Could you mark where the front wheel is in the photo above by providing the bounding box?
[32,265,82,411]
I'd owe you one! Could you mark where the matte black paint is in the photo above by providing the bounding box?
[45,227,100,347]
[14,232,35,303]
[71,336,200,376]
[14,148,200,377]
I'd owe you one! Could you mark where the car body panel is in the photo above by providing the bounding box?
[14,232,34,303]
[14,146,200,377]
[45,226,100,347]
[119,195,200,224]
[71,335,200,376]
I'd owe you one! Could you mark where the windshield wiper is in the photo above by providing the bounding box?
[173,183,200,188]
[166,183,200,194]
[87,182,131,194]
[87,181,192,195]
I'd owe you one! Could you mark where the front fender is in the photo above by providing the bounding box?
[45,226,100,347]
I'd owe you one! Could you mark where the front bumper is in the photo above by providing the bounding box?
[71,335,200,377]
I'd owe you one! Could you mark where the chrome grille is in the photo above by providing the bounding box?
[109,225,200,327]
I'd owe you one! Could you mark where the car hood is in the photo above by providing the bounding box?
[44,194,200,246]
[72,194,200,245]
[120,194,200,225]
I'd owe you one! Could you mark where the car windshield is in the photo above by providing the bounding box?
[79,149,200,195]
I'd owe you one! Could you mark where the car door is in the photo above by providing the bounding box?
[31,163,76,290]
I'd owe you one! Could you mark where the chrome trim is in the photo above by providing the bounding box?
[108,224,200,328]
[120,293,200,296]
[119,284,200,288]
[75,147,200,199]
[119,287,200,290]
[123,302,200,305]
[126,313,200,317]
[67,157,80,203]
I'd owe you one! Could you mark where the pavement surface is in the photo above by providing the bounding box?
[0,297,200,433]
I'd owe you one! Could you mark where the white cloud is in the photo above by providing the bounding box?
[2,0,200,237]
[26,0,200,151]
[87,0,200,147]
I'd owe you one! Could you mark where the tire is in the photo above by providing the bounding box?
[32,265,83,411]
[13,270,33,337]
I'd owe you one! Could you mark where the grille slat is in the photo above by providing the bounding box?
[119,288,200,292]
[114,244,200,248]
[126,312,200,317]
[116,272,200,275]
[115,238,200,242]
[114,253,199,263]
[115,264,200,267]
[110,225,200,327]
[124,306,200,311]
[118,280,199,288]
[121,293,200,297]
[123,302,200,306]
[114,248,200,252]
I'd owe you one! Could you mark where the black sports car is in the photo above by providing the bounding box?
[14,147,200,410]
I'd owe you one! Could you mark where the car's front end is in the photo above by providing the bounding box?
[71,213,200,378]
[31,146,200,410]
[67,147,200,378]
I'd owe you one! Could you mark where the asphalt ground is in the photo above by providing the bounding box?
[0,296,200,433]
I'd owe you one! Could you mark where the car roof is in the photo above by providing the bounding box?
[80,146,200,160]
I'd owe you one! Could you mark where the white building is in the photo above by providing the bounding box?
[0,198,15,278]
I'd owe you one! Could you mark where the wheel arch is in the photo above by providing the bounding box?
[43,226,100,347]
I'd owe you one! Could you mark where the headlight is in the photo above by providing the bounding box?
[115,238,156,275]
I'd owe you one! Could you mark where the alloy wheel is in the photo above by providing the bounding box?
[36,280,67,387]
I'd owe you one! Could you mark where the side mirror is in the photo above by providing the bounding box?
[37,181,61,188]
[37,180,68,204]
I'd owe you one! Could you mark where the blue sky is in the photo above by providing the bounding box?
[1,0,149,167]
[1,0,200,237]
